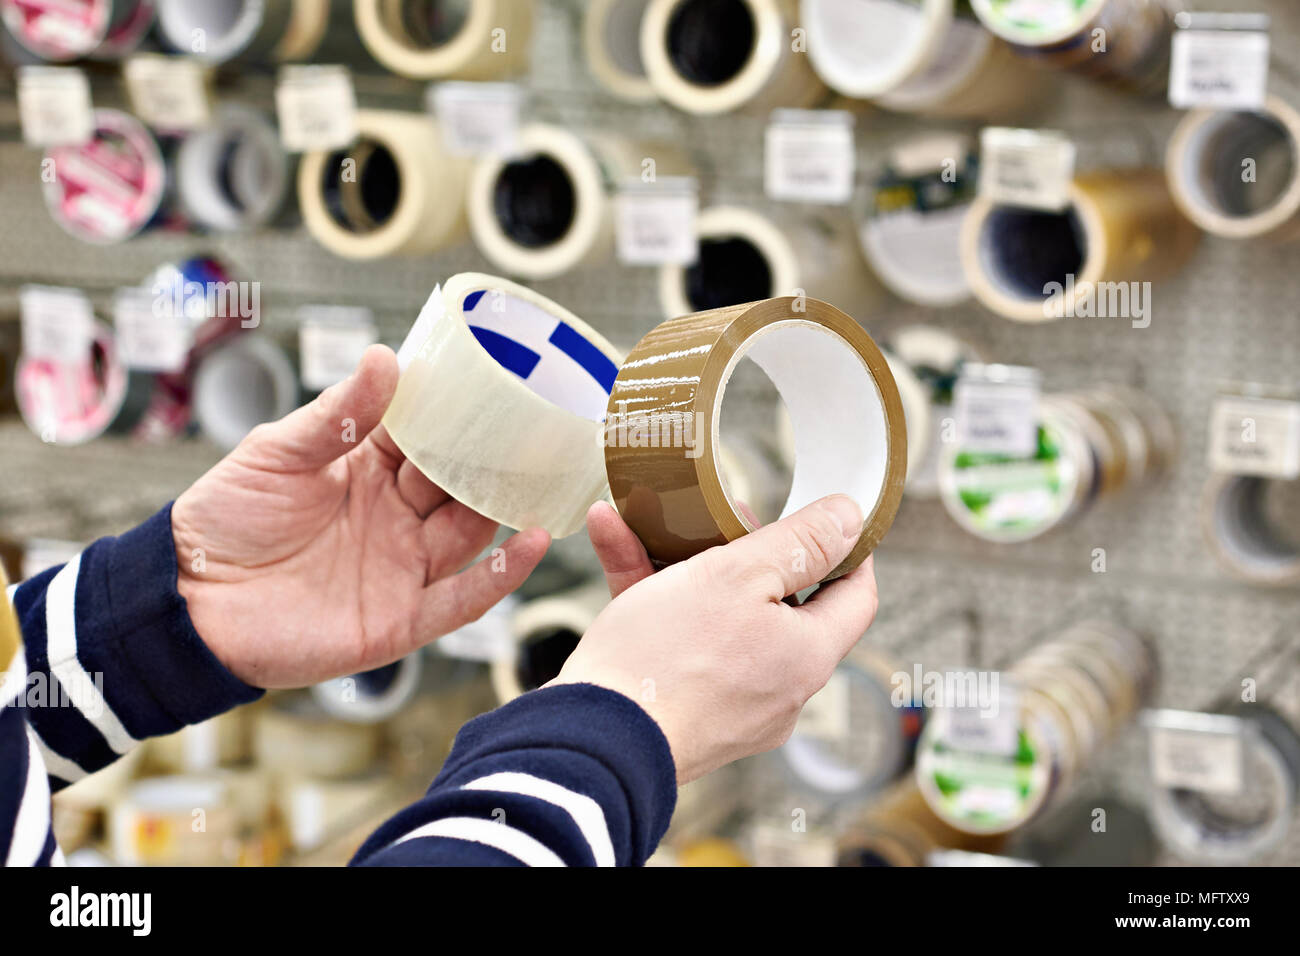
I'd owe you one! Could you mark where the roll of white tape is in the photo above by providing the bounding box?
[641,0,825,114]
[384,274,622,538]
[585,0,656,102]
[310,653,424,724]
[176,104,291,232]
[354,0,534,79]
[156,0,293,62]
[193,334,299,450]
[1201,472,1300,587]
[1166,96,1300,243]
[802,0,951,100]
[658,205,881,320]
[300,110,469,259]
[492,581,609,704]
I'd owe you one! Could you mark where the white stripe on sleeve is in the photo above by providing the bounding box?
[44,557,138,754]
[463,772,615,867]
[6,725,53,866]
[391,817,566,867]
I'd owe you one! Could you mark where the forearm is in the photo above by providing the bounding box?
[352,683,677,867]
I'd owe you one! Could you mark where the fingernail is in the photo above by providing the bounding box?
[822,495,863,543]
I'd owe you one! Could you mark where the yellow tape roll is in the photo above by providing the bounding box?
[354,0,534,79]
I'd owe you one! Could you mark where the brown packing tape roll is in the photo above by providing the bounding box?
[605,296,907,581]
[961,169,1200,322]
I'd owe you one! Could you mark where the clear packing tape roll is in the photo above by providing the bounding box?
[961,169,1201,323]
[354,0,534,79]
[641,0,826,114]
[1166,96,1300,243]
[605,295,907,580]
[300,110,469,259]
[385,274,623,538]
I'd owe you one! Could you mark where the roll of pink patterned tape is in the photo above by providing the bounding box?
[1,0,110,61]
[16,322,129,445]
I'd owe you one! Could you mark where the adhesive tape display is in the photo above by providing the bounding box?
[95,0,155,59]
[858,133,975,307]
[659,205,882,320]
[16,322,130,445]
[311,653,424,724]
[1201,472,1300,587]
[838,776,1008,863]
[354,0,534,79]
[605,295,907,579]
[1,0,110,60]
[585,0,656,102]
[491,581,609,704]
[961,169,1200,322]
[176,105,291,233]
[640,0,826,114]
[253,692,383,779]
[1150,708,1300,863]
[469,127,692,279]
[42,108,166,244]
[801,0,954,100]
[109,775,246,865]
[1166,96,1300,243]
[384,273,622,538]
[155,0,294,62]
[300,110,469,260]
[192,334,299,450]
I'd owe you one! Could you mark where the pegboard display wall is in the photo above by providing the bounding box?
[2,0,1300,866]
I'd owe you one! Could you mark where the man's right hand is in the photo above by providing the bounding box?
[553,495,880,784]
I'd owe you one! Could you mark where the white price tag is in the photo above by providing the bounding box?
[1146,710,1247,795]
[1208,394,1300,479]
[764,109,855,204]
[1170,17,1270,111]
[124,55,212,131]
[20,285,94,364]
[275,65,357,152]
[298,306,378,391]
[615,177,698,266]
[938,678,1020,756]
[430,82,522,157]
[437,597,518,662]
[794,669,850,742]
[113,286,193,373]
[978,127,1076,212]
[17,66,92,147]
[750,824,837,868]
[954,365,1041,457]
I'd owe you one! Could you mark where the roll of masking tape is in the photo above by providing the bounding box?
[42,108,166,244]
[310,653,424,724]
[300,110,469,259]
[176,104,291,233]
[641,0,825,114]
[605,295,906,579]
[585,0,656,102]
[156,0,294,62]
[354,0,534,79]
[271,0,331,60]
[961,169,1200,322]
[1201,472,1300,587]
[1,0,111,60]
[192,334,299,450]
[491,581,609,704]
[1166,96,1300,243]
[659,205,882,320]
[384,274,622,538]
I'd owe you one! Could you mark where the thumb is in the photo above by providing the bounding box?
[704,495,863,599]
[240,344,398,471]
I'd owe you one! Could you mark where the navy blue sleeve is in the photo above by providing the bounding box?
[352,683,678,867]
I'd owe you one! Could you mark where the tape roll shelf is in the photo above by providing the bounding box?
[605,296,907,580]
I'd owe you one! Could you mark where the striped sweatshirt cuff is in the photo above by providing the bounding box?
[353,683,678,866]
[10,503,263,787]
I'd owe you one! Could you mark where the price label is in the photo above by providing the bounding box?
[114,286,193,373]
[20,285,93,364]
[764,109,855,204]
[937,677,1020,756]
[430,82,522,157]
[124,55,212,131]
[276,65,357,152]
[750,823,837,868]
[953,365,1041,457]
[794,669,850,742]
[615,177,698,266]
[1169,14,1270,110]
[1208,394,1300,479]
[298,306,378,391]
[436,596,518,662]
[1146,710,1247,795]
[978,127,1076,212]
[17,66,92,147]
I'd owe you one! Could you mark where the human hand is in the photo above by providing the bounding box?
[555,495,879,783]
[172,345,550,689]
